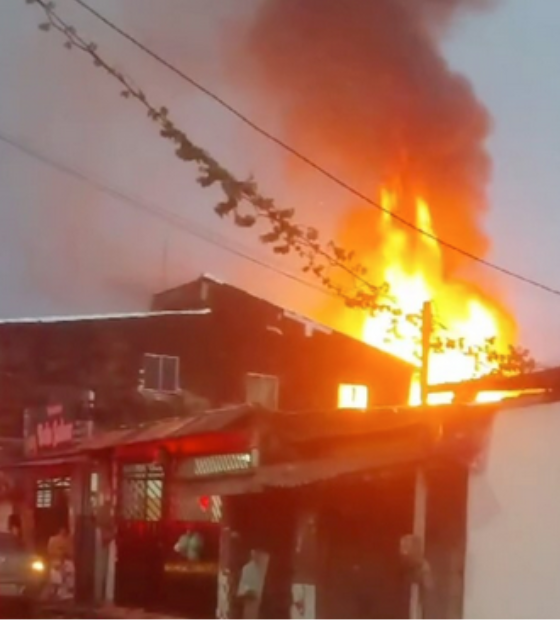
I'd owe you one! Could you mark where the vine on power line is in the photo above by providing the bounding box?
[27,0,386,310]
[25,0,535,378]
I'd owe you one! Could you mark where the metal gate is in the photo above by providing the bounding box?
[114,462,220,617]
[115,463,164,609]
[34,476,71,553]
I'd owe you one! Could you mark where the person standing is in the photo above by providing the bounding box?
[47,526,74,601]
[7,513,22,542]
[237,549,268,619]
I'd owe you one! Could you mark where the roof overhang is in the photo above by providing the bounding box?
[0,309,211,327]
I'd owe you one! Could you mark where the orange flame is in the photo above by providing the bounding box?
[337,188,518,406]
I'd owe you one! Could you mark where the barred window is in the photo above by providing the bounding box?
[119,463,163,522]
[35,477,70,509]
[175,453,254,480]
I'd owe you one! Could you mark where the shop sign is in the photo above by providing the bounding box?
[23,402,92,457]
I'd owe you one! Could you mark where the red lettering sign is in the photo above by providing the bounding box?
[36,418,74,449]
[24,402,84,456]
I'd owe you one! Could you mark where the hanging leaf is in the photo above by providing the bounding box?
[261,230,281,244]
[306,227,319,241]
[277,208,294,220]
[214,199,237,218]
[234,213,256,228]
[38,22,51,31]
[175,139,197,162]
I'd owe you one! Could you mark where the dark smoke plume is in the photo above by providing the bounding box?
[232,0,495,276]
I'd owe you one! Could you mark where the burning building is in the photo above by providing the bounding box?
[229,0,524,404]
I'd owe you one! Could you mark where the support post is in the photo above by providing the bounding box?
[420,301,433,407]
[410,471,428,619]
[410,300,432,619]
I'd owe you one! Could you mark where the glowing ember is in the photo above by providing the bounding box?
[344,188,517,406]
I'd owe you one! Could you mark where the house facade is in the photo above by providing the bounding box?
[204,403,493,620]
[152,274,413,410]
[0,276,415,616]
[11,387,549,619]
[11,401,487,619]
[0,277,413,439]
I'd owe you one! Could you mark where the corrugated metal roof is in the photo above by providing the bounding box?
[264,403,498,446]
[257,438,427,489]
[79,428,134,451]
[170,435,427,496]
[10,453,87,468]
[79,405,254,452]
[0,309,210,326]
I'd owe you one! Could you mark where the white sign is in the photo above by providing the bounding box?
[290,583,316,619]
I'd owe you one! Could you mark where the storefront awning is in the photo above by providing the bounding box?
[171,437,428,496]
[257,440,427,489]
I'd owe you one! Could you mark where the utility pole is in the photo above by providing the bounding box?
[420,300,433,407]
[410,300,432,619]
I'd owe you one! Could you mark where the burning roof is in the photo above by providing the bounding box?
[230,0,522,406]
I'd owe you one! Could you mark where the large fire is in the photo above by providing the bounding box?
[233,0,533,407]
[338,187,518,406]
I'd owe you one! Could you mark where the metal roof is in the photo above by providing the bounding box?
[0,309,210,326]
[79,405,255,453]
[256,431,428,489]
[428,366,560,396]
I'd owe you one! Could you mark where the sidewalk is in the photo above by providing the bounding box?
[93,606,180,619]
[40,602,182,618]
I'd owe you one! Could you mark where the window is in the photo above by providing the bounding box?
[193,453,253,477]
[120,463,164,522]
[246,373,279,409]
[141,354,180,393]
[338,384,369,410]
[35,477,70,509]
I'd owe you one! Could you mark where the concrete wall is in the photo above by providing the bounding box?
[464,399,560,618]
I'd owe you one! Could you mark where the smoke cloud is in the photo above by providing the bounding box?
[231,0,495,277]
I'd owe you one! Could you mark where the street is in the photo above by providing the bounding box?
[0,603,57,619]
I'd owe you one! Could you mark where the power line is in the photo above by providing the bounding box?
[0,131,334,298]
[70,0,560,297]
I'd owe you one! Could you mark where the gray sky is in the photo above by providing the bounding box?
[0,0,559,363]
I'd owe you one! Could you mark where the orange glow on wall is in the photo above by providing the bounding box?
[338,384,369,409]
